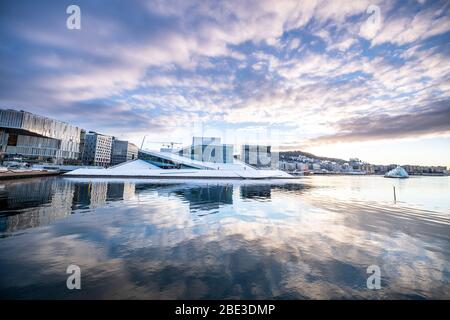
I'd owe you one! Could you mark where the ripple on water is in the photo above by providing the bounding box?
[0,177,448,299]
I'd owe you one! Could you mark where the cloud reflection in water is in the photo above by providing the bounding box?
[0,177,448,299]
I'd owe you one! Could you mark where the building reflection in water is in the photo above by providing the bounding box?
[71,182,136,210]
[0,177,448,299]
[72,182,108,209]
[0,179,138,233]
[132,183,235,213]
[0,179,309,233]
[0,178,74,233]
[171,184,233,213]
[240,184,271,200]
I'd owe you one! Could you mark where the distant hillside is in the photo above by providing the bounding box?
[278,150,347,164]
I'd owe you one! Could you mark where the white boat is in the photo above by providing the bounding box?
[384,166,409,178]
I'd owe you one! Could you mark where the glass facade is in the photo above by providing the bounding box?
[241,145,272,168]
[178,137,234,163]
[111,139,138,166]
[0,109,82,163]
[138,150,198,169]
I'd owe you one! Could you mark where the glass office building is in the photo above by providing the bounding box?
[110,138,138,166]
[240,145,273,168]
[178,137,234,163]
[82,132,112,167]
[0,109,82,164]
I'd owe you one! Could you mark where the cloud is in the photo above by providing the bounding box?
[370,1,450,46]
[0,0,449,153]
[359,5,383,40]
[308,99,450,144]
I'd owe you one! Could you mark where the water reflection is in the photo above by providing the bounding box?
[155,184,234,214]
[0,177,448,299]
[0,179,312,233]
[241,184,271,200]
[0,178,74,233]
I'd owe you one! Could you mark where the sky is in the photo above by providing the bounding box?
[0,0,449,167]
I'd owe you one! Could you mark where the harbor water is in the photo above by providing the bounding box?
[0,175,449,299]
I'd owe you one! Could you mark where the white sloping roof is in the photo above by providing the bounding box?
[64,152,295,179]
[110,159,159,170]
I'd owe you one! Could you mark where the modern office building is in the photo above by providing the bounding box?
[82,131,112,167]
[0,109,82,164]
[178,136,234,163]
[110,138,138,166]
[241,144,272,168]
[78,129,86,163]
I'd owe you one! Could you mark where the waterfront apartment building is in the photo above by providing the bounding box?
[402,165,447,175]
[0,109,82,164]
[82,132,112,167]
[110,138,138,166]
[178,137,234,163]
[241,145,272,168]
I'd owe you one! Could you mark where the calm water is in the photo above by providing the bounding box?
[0,176,448,299]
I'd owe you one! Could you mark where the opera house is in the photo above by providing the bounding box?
[66,137,294,179]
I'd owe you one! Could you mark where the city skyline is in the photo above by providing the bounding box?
[1,1,449,167]
[1,107,447,171]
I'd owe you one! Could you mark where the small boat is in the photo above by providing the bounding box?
[385,166,409,178]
